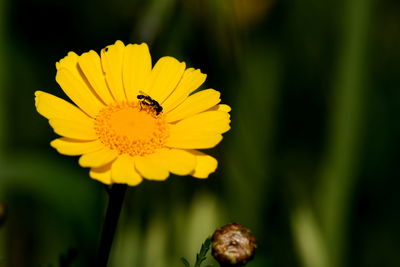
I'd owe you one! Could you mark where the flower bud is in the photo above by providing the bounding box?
[211,223,257,266]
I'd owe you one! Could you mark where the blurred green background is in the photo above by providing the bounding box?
[1,0,400,266]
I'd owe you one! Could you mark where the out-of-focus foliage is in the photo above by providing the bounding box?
[1,0,400,266]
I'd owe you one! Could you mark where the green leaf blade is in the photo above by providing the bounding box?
[180,257,191,267]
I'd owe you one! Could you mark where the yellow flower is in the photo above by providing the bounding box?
[35,41,231,186]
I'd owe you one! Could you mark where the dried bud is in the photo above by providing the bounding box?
[211,223,257,266]
[0,203,7,226]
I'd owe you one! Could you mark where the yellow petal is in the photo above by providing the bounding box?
[166,89,221,122]
[50,138,103,156]
[101,40,126,101]
[208,104,231,112]
[170,111,231,134]
[78,147,118,168]
[78,50,115,104]
[56,51,79,71]
[49,118,97,140]
[188,150,218,179]
[123,43,152,102]
[134,153,169,181]
[35,91,93,124]
[143,56,186,103]
[56,68,104,117]
[162,68,207,112]
[90,164,113,185]
[165,131,223,149]
[155,148,196,175]
[111,154,143,186]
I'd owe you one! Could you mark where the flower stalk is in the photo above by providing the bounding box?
[96,184,127,267]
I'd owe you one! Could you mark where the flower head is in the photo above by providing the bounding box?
[35,41,231,186]
[211,223,257,266]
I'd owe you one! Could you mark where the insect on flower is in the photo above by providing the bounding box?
[35,41,231,186]
[137,90,163,115]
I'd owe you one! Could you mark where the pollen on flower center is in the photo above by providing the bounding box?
[94,102,169,156]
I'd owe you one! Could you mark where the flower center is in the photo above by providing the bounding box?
[95,102,169,156]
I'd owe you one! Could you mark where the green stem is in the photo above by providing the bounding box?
[96,184,127,267]
[318,0,373,265]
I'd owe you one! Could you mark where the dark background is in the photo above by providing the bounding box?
[0,0,399,266]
